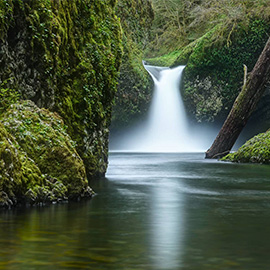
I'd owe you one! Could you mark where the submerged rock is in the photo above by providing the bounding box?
[222,130,270,164]
[0,100,93,208]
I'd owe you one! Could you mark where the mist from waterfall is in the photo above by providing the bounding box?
[110,64,217,152]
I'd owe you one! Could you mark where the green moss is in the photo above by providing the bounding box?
[0,122,24,202]
[0,100,94,207]
[0,0,13,39]
[179,19,270,122]
[1,100,91,200]
[111,0,154,130]
[0,83,20,115]
[0,0,123,178]
[146,50,186,67]
[222,130,270,164]
[0,121,46,207]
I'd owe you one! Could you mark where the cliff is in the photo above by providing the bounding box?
[110,0,154,130]
[0,0,122,207]
[0,0,122,178]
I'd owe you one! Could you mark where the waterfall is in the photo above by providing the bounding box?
[143,64,189,152]
[110,64,216,152]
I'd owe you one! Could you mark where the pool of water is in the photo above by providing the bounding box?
[1,152,270,269]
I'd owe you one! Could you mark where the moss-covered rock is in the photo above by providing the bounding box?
[0,0,122,178]
[0,100,93,207]
[181,19,270,123]
[222,130,270,164]
[111,0,154,130]
[0,121,44,207]
[0,122,28,207]
[0,84,20,115]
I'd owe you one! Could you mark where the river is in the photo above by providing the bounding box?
[1,152,270,269]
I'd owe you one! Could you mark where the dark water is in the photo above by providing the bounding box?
[1,153,270,269]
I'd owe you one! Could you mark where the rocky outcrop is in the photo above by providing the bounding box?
[179,20,270,123]
[110,0,154,130]
[0,100,93,208]
[222,130,270,164]
[0,0,122,178]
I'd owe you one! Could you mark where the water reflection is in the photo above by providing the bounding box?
[150,179,185,269]
[1,153,270,269]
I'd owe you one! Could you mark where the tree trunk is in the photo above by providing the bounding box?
[205,37,270,159]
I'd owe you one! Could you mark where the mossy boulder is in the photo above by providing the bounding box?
[222,130,270,164]
[0,0,122,178]
[0,121,39,207]
[0,100,93,208]
[0,121,48,207]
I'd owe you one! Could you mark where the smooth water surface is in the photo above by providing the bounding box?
[1,153,270,269]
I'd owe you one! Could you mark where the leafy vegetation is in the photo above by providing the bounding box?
[147,0,270,59]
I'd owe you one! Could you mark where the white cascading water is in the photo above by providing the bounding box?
[110,64,216,152]
[142,64,190,152]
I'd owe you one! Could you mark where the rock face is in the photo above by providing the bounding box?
[178,20,270,123]
[110,0,154,130]
[0,100,93,208]
[222,131,270,164]
[0,0,122,178]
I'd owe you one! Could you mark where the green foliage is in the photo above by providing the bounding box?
[117,0,154,46]
[0,0,13,39]
[222,130,270,163]
[147,0,270,58]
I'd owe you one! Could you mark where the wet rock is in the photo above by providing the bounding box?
[0,101,94,208]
